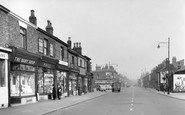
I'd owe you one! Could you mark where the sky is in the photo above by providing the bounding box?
[1,0,185,80]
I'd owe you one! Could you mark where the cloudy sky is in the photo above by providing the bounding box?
[1,0,185,79]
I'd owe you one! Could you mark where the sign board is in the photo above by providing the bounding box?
[0,52,8,59]
[173,74,185,92]
[59,60,68,66]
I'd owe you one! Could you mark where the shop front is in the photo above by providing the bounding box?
[69,72,78,96]
[10,52,38,104]
[37,56,57,100]
[0,47,12,108]
[78,68,86,95]
[56,61,69,97]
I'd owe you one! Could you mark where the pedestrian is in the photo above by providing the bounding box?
[52,84,56,100]
[57,85,61,100]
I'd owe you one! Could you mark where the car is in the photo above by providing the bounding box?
[99,85,106,91]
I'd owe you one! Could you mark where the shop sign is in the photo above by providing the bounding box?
[0,52,8,59]
[59,60,68,66]
[41,62,55,69]
[14,57,36,65]
[79,68,86,75]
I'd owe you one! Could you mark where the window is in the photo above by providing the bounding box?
[44,39,48,55]
[20,26,27,49]
[80,60,82,67]
[0,59,5,87]
[72,56,74,64]
[50,44,54,56]
[39,39,43,53]
[60,47,64,60]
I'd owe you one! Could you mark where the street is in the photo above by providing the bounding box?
[47,87,185,115]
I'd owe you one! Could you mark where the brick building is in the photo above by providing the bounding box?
[0,5,93,108]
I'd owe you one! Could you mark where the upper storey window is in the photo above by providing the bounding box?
[43,39,48,55]
[20,26,27,49]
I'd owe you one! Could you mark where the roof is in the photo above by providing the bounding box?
[68,48,79,56]
[37,27,68,47]
[83,55,91,60]
[0,4,10,13]
[175,66,185,74]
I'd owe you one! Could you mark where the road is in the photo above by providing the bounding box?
[46,87,185,115]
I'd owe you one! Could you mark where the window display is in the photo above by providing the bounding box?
[57,71,67,93]
[10,72,35,96]
[44,72,53,93]
[10,63,36,96]
[38,68,44,93]
[38,68,54,94]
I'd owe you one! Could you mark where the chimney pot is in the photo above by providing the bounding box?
[67,37,72,48]
[46,20,53,35]
[76,42,78,47]
[29,10,37,25]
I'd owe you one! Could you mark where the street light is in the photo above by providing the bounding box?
[157,37,170,94]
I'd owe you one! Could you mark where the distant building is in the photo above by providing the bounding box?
[92,64,118,88]
[172,57,184,70]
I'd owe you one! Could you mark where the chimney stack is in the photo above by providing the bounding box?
[73,42,82,55]
[29,10,37,25]
[46,20,53,35]
[67,37,72,48]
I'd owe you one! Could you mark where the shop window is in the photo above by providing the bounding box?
[10,72,35,96]
[39,38,43,53]
[43,69,54,93]
[20,72,35,96]
[38,68,44,93]
[50,44,54,56]
[20,26,27,49]
[0,59,5,87]
[10,72,20,96]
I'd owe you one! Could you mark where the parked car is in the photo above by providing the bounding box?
[99,85,106,91]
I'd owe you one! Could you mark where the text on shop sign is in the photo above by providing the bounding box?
[0,52,8,59]
[14,57,36,65]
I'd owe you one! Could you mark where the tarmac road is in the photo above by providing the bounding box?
[47,87,185,115]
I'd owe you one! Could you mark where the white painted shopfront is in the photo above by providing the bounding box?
[0,50,10,108]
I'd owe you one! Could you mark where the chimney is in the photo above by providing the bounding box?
[46,20,53,35]
[76,42,82,54]
[73,42,82,54]
[67,37,72,48]
[29,10,37,25]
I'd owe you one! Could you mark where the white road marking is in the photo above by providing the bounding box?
[130,108,133,111]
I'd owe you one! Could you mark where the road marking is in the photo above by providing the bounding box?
[130,108,133,111]
[131,103,133,106]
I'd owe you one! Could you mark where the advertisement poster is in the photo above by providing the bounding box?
[173,74,185,92]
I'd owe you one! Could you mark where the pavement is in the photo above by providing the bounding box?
[149,88,185,101]
[0,91,109,115]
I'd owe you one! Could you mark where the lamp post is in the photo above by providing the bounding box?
[157,37,170,94]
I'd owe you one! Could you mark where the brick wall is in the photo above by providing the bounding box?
[0,10,9,47]
[27,26,38,54]
[55,40,68,62]
[8,15,21,48]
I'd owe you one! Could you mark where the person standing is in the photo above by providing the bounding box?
[57,85,61,100]
[52,84,56,100]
